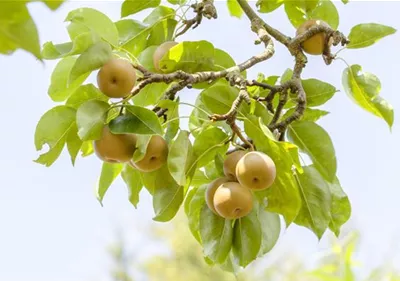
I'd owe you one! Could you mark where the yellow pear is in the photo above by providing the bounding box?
[130,135,168,172]
[205,177,230,215]
[296,19,332,55]
[153,41,178,72]
[223,150,247,180]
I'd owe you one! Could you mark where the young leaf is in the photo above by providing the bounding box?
[294,165,332,239]
[227,0,243,18]
[65,7,119,46]
[244,116,301,224]
[199,205,233,264]
[200,82,244,115]
[66,123,82,166]
[258,209,281,256]
[121,0,161,17]
[66,84,109,109]
[168,130,193,186]
[167,0,188,4]
[132,135,152,162]
[41,0,65,10]
[76,100,110,141]
[347,23,397,49]
[48,57,90,102]
[284,0,319,28]
[80,141,94,157]
[109,106,163,135]
[0,2,41,59]
[69,41,112,84]
[121,164,143,208]
[287,121,337,182]
[256,0,284,13]
[302,78,338,107]
[159,41,215,73]
[342,64,394,129]
[232,208,262,267]
[186,185,207,243]
[152,166,184,222]
[328,177,351,237]
[309,0,339,30]
[282,108,329,122]
[96,162,124,204]
[34,106,77,166]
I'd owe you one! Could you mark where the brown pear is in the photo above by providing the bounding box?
[236,151,276,190]
[97,58,136,98]
[223,150,247,181]
[213,182,253,219]
[131,135,168,172]
[153,41,178,72]
[296,19,332,55]
[94,126,137,163]
[205,177,230,215]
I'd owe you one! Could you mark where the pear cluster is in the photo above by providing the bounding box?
[206,150,276,219]
[296,19,332,55]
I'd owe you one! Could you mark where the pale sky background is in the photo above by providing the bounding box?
[1,1,400,281]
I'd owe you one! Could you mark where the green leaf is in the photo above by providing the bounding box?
[244,116,301,224]
[34,106,76,166]
[328,177,351,236]
[186,185,207,242]
[152,166,184,222]
[48,57,90,102]
[121,164,143,208]
[227,0,243,18]
[200,205,233,264]
[0,2,41,59]
[287,121,337,182]
[162,100,180,143]
[309,0,339,30]
[65,7,119,46]
[200,82,244,115]
[256,0,284,13]
[66,123,82,166]
[66,84,109,109]
[159,41,215,73]
[109,106,163,135]
[232,207,262,267]
[347,23,397,49]
[302,78,337,107]
[167,0,188,4]
[76,100,110,141]
[115,19,147,47]
[168,130,193,186]
[121,0,161,17]
[96,162,124,204]
[145,13,177,46]
[283,108,329,122]
[132,135,152,162]
[294,165,332,239]
[80,141,94,157]
[342,64,394,128]
[284,0,319,28]
[69,41,112,84]
[258,210,281,256]
[41,0,65,10]
[189,127,229,173]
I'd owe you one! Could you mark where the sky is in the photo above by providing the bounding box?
[0,1,399,281]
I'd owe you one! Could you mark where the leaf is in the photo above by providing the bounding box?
[42,0,65,10]
[347,23,397,49]
[65,7,119,46]
[66,123,82,166]
[328,177,351,237]
[342,64,394,128]
[69,41,112,84]
[96,162,124,204]
[66,84,109,109]
[200,82,244,115]
[152,166,184,222]
[109,106,163,135]
[162,100,180,143]
[258,210,281,256]
[167,0,188,4]
[121,0,161,17]
[199,205,233,264]
[302,78,338,107]
[188,127,229,174]
[0,2,41,59]
[144,7,177,46]
[115,19,147,47]
[80,141,94,157]
[227,0,243,18]
[309,0,339,30]
[159,41,215,73]
[34,106,76,166]
[121,164,143,208]
[47,57,89,101]
[132,135,152,162]
[168,130,193,186]
[232,208,262,267]
[256,0,284,13]
[186,185,207,243]
[287,121,337,182]
[76,100,110,141]
[294,165,332,239]
[284,0,319,28]
[244,116,301,224]
[283,108,329,122]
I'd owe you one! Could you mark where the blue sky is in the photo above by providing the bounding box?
[0,1,399,281]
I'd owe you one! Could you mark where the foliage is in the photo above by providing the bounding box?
[1,0,396,272]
